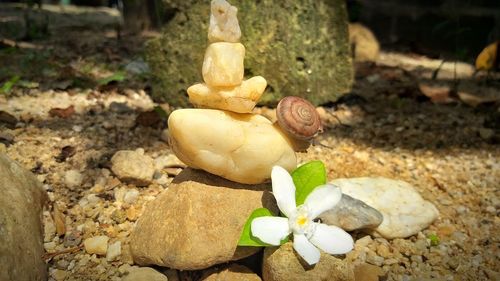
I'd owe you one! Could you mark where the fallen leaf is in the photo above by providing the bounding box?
[0,111,18,128]
[457,91,500,107]
[418,82,455,103]
[457,81,500,107]
[55,145,76,163]
[164,167,182,176]
[53,204,66,237]
[475,41,498,71]
[0,131,14,146]
[49,105,75,118]
[97,71,126,86]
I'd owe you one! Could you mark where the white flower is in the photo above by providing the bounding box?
[251,166,354,265]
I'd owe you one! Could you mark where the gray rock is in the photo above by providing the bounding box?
[262,242,354,281]
[147,0,352,106]
[0,153,47,281]
[111,149,155,186]
[318,194,383,231]
[331,177,439,239]
[130,168,278,270]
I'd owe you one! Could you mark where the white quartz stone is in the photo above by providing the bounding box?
[208,0,241,43]
[187,76,267,113]
[168,109,296,184]
[331,177,439,239]
[202,42,245,87]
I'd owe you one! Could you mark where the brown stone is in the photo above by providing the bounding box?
[0,153,47,281]
[201,264,261,281]
[262,242,354,281]
[130,168,278,270]
[353,263,384,281]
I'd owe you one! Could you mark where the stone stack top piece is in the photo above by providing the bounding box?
[187,0,267,113]
[208,0,241,43]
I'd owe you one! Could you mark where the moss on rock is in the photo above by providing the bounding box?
[146,0,353,107]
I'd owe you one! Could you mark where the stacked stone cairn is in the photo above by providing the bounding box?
[129,1,439,279]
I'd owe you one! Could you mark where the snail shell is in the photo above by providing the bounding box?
[276,96,322,141]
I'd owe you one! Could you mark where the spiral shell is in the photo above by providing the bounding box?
[276,96,322,140]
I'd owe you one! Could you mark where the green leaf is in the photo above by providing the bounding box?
[238,208,288,247]
[428,234,440,246]
[292,161,327,205]
[97,71,126,85]
[1,75,20,94]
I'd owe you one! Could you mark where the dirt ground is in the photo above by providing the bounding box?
[0,24,499,281]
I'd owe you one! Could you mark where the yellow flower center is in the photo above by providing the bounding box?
[297,215,308,226]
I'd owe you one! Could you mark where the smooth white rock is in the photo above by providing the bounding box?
[168,109,296,184]
[84,235,109,255]
[202,42,245,87]
[208,0,241,43]
[188,76,267,113]
[331,177,439,239]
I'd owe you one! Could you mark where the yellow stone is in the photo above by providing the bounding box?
[187,76,267,113]
[168,109,296,184]
[202,42,245,87]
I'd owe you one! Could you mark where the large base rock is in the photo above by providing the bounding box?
[147,0,352,107]
[262,242,354,281]
[130,168,278,270]
[0,154,47,281]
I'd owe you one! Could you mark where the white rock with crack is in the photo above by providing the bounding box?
[330,177,439,239]
[168,108,296,184]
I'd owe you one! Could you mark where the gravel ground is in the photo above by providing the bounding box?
[1,33,499,280]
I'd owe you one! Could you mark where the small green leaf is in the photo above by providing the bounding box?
[1,75,21,94]
[292,161,327,205]
[97,71,126,85]
[238,208,288,247]
[428,234,440,246]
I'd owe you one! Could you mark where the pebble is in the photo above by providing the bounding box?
[366,251,384,266]
[63,232,83,247]
[84,236,109,255]
[52,269,69,281]
[72,125,83,132]
[106,241,122,261]
[110,149,155,186]
[376,243,392,258]
[44,241,57,251]
[123,189,139,205]
[64,170,83,189]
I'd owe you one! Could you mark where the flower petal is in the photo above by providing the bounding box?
[304,184,342,219]
[293,234,321,265]
[251,216,290,245]
[271,166,297,217]
[309,223,354,255]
